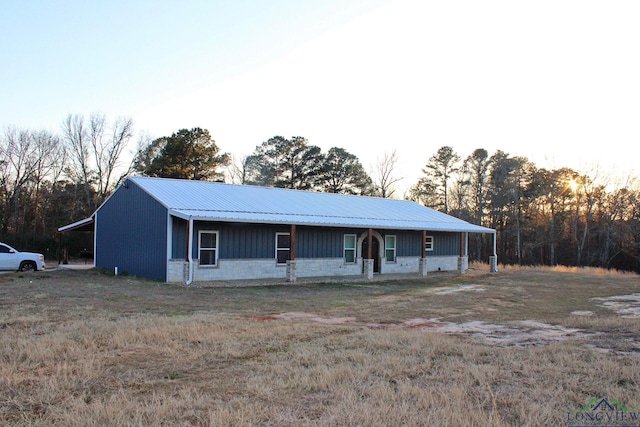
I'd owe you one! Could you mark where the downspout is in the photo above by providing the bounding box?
[186,216,194,286]
[92,214,97,269]
[493,231,497,259]
[465,232,468,256]
[492,230,499,272]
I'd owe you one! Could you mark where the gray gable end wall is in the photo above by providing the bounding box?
[95,180,168,280]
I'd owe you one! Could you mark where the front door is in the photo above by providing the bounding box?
[361,237,380,273]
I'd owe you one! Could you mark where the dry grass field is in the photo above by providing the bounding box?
[1,264,639,426]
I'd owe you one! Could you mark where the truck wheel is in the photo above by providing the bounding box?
[19,261,37,272]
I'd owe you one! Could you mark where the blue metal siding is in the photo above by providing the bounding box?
[95,181,168,280]
[383,230,462,257]
[192,222,286,259]
[190,223,358,260]
[389,231,422,257]
[431,231,460,256]
[172,217,187,259]
[184,220,462,262]
[296,227,344,258]
[377,230,462,257]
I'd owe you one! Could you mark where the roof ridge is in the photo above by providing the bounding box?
[127,175,413,203]
[126,176,494,233]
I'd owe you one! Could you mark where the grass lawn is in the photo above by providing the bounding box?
[1,265,639,426]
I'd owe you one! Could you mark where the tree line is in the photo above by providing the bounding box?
[1,114,638,273]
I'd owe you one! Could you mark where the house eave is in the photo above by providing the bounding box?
[168,209,494,233]
[58,215,95,232]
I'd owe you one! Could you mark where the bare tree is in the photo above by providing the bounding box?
[30,130,66,236]
[0,128,64,243]
[4,128,39,239]
[226,154,252,184]
[62,114,92,209]
[91,114,134,202]
[371,149,403,198]
[62,113,135,210]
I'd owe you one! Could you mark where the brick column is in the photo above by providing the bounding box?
[364,258,374,280]
[183,261,190,284]
[457,256,468,274]
[287,260,297,282]
[419,258,428,277]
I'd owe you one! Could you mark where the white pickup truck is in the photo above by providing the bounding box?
[0,242,46,272]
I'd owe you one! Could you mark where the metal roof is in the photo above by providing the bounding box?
[127,176,494,233]
[57,215,95,232]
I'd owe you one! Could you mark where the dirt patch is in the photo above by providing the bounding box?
[371,318,592,347]
[432,284,486,295]
[270,312,593,347]
[272,312,357,324]
[593,293,640,318]
[570,310,594,316]
[248,314,279,321]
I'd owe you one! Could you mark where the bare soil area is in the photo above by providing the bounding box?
[1,265,639,426]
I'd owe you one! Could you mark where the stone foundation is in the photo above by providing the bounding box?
[167,255,466,283]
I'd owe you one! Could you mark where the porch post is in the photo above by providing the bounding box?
[457,232,468,274]
[287,224,297,282]
[290,224,296,261]
[364,228,374,280]
[419,230,428,277]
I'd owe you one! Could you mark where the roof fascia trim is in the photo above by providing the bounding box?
[170,210,494,233]
[57,215,95,232]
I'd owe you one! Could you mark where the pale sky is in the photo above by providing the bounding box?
[2,0,639,195]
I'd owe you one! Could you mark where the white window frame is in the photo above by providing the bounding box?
[198,230,219,267]
[275,232,291,265]
[385,235,396,263]
[344,234,357,264]
[425,235,434,252]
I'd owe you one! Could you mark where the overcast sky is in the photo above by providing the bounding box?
[2,0,639,194]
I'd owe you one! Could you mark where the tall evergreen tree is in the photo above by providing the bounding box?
[419,146,461,213]
[319,147,374,195]
[246,136,323,190]
[135,128,230,181]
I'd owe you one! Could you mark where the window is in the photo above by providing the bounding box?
[344,234,356,263]
[385,235,396,262]
[425,235,434,252]
[199,231,218,266]
[276,233,290,264]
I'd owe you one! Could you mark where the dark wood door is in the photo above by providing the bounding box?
[361,237,380,273]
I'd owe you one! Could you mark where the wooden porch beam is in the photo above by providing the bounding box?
[290,224,296,260]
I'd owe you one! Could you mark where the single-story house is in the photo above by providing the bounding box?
[59,176,497,283]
